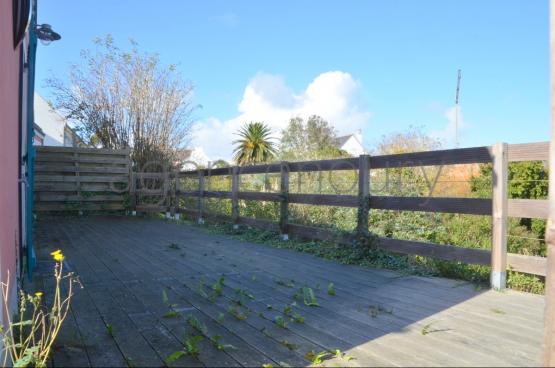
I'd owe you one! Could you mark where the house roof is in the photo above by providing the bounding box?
[335,134,354,147]
[33,122,45,136]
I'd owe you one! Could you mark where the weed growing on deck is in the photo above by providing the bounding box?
[197,222,533,292]
[292,312,305,324]
[368,304,393,318]
[187,315,208,336]
[168,242,181,250]
[300,287,319,307]
[166,335,204,363]
[217,312,225,324]
[210,335,237,351]
[327,283,336,296]
[276,279,295,288]
[305,351,332,364]
[283,305,293,316]
[162,290,180,318]
[227,304,248,321]
[0,250,81,368]
[305,349,355,364]
[280,340,298,351]
[106,323,114,337]
[124,356,136,367]
[274,316,288,329]
[420,321,451,335]
[211,275,225,297]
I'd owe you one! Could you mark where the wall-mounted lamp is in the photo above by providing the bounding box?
[35,24,61,46]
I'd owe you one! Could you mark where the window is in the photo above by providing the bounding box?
[12,0,30,48]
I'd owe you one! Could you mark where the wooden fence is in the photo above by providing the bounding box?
[163,141,549,289]
[34,146,131,212]
[33,142,549,288]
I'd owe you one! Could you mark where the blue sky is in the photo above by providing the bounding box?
[35,0,549,160]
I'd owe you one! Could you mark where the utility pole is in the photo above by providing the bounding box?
[454,69,462,148]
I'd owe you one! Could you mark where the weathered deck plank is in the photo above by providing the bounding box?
[33,216,544,367]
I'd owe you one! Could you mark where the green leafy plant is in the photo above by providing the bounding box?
[166,335,204,362]
[211,275,225,297]
[333,349,355,361]
[260,327,272,338]
[292,313,305,324]
[274,316,287,329]
[187,315,208,336]
[305,350,332,364]
[283,305,293,316]
[305,349,354,364]
[227,304,248,321]
[217,312,225,324]
[210,335,237,351]
[163,310,180,318]
[106,323,114,337]
[301,287,319,307]
[280,340,298,351]
[327,283,336,296]
[276,279,295,288]
[162,289,179,318]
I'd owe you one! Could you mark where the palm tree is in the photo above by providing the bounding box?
[232,122,276,165]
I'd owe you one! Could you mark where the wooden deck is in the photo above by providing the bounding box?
[32,216,545,367]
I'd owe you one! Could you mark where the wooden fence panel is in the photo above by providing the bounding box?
[34,146,130,212]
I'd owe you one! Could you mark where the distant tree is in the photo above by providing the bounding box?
[279,115,346,160]
[471,161,547,235]
[46,35,197,169]
[375,125,441,155]
[233,122,276,165]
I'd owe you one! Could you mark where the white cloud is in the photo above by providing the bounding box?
[192,71,370,161]
[431,106,469,148]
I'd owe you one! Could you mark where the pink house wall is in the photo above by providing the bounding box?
[0,0,21,302]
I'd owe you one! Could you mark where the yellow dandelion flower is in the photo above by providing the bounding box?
[50,249,62,256]
[35,292,43,297]
[53,253,65,262]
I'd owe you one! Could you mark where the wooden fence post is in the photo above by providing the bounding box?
[279,161,289,240]
[129,171,137,215]
[164,169,171,219]
[198,172,205,224]
[174,171,180,220]
[491,142,508,290]
[543,0,555,363]
[357,154,371,235]
[231,166,240,229]
[74,151,83,215]
[128,152,137,216]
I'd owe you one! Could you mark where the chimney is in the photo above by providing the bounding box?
[355,129,362,144]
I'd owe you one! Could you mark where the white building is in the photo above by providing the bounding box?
[336,129,365,156]
[180,147,212,170]
[33,93,82,146]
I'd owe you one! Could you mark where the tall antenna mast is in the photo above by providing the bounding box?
[454,69,462,148]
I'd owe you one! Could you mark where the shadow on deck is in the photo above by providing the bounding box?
[32,216,544,367]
